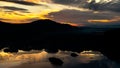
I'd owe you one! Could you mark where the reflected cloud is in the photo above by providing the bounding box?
[0,49,119,68]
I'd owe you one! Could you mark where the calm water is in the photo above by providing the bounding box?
[0,49,120,68]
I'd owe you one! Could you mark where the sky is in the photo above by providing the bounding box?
[0,0,120,27]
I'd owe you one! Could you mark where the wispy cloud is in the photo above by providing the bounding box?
[0,0,120,27]
[0,0,40,6]
[0,6,29,13]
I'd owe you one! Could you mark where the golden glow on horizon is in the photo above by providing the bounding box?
[68,23,79,26]
[61,22,79,26]
[88,17,120,23]
[67,22,84,26]
[88,19,112,23]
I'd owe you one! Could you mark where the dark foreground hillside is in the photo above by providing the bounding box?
[0,20,119,62]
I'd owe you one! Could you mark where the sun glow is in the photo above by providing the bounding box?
[0,11,43,24]
[0,0,63,24]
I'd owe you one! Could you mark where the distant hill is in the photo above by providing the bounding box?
[0,19,80,50]
[0,19,78,33]
[0,20,120,62]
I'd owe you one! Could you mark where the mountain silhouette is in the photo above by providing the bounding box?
[0,19,78,32]
[0,19,79,50]
[0,20,119,63]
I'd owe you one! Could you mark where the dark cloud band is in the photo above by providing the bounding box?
[1,6,28,11]
[86,1,120,12]
[52,0,120,12]
[0,0,40,6]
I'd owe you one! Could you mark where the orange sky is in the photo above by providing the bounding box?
[0,0,120,26]
[0,0,63,24]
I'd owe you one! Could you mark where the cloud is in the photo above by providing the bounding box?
[86,0,120,12]
[88,17,120,23]
[1,0,40,6]
[47,9,120,26]
[0,0,120,27]
[0,50,119,68]
[0,6,29,13]
[0,0,66,23]
[52,0,120,12]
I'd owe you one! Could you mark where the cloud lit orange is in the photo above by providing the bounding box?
[25,0,53,3]
[88,17,120,23]
[0,0,63,24]
[0,0,120,26]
